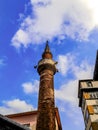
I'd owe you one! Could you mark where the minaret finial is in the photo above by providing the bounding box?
[44,41,50,52]
[42,41,53,59]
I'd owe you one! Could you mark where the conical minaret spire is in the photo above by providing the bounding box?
[42,41,53,59]
[36,41,57,130]
[45,41,50,52]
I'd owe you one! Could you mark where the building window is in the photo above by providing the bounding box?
[96,92,98,97]
[93,105,98,113]
[86,81,93,87]
[89,92,98,99]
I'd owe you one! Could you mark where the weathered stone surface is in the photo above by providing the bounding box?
[36,44,57,130]
[36,70,56,130]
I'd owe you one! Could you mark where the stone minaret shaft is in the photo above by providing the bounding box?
[36,42,57,130]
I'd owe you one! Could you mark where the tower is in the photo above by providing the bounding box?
[36,41,58,130]
[78,51,98,130]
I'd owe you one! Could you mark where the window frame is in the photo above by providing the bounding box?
[86,81,93,87]
[93,105,98,114]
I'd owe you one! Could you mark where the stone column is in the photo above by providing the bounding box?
[36,70,56,130]
[36,43,57,130]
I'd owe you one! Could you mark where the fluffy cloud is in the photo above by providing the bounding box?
[0,99,34,115]
[57,53,93,77]
[58,101,84,127]
[72,60,93,79]
[55,80,78,105]
[57,53,74,75]
[22,80,39,94]
[12,0,98,48]
[55,56,93,126]
[56,53,93,104]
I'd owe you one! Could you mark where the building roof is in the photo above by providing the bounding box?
[0,114,30,130]
[6,110,37,118]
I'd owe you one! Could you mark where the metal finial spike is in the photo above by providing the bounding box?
[46,40,49,44]
[44,41,50,52]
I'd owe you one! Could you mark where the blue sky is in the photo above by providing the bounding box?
[0,0,98,129]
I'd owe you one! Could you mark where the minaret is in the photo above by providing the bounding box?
[36,41,57,130]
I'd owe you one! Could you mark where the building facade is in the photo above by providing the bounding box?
[6,111,37,130]
[78,51,98,130]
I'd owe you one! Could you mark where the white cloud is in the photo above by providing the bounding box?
[57,55,68,75]
[55,58,93,126]
[22,80,39,94]
[58,102,84,126]
[55,53,93,104]
[57,52,93,77]
[12,0,98,48]
[55,80,78,105]
[72,60,93,79]
[0,99,34,115]
[31,0,50,5]
[57,53,74,75]
[12,29,30,48]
